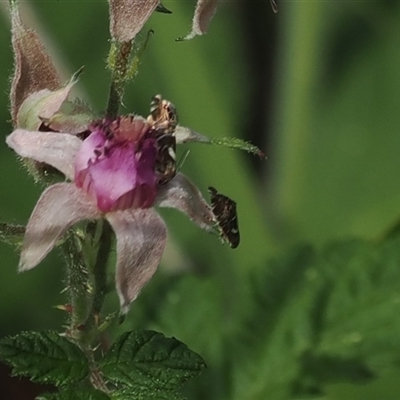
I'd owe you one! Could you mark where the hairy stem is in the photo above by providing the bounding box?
[61,222,113,395]
[87,349,109,393]
[106,32,152,118]
[63,220,112,347]
[85,220,113,330]
[106,40,132,118]
[62,233,92,330]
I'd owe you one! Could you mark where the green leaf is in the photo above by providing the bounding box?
[231,246,316,400]
[231,234,400,399]
[210,137,265,158]
[111,386,185,400]
[37,388,110,400]
[310,237,400,371]
[0,331,89,385]
[153,275,225,365]
[101,330,206,393]
[142,276,227,400]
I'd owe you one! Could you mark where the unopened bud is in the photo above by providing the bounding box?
[10,3,61,126]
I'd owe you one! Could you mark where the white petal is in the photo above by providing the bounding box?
[20,183,100,271]
[6,129,82,180]
[155,173,214,231]
[178,0,218,41]
[106,209,167,315]
[174,125,210,144]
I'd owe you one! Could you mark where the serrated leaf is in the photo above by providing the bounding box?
[147,276,226,399]
[232,246,316,400]
[232,234,400,399]
[37,388,110,400]
[0,331,89,385]
[311,237,400,370]
[155,276,225,361]
[101,330,206,392]
[111,386,185,400]
[210,137,265,158]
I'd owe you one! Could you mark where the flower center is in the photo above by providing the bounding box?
[74,117,157,213]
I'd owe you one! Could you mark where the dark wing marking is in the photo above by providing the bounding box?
[208,186,240,249]
[156,133,176,185]
[148,95,178,185]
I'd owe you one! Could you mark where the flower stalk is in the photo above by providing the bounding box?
[86,220,113,327]
[106,28,153,118]
[62,233,92,333]
[107,40,132,117]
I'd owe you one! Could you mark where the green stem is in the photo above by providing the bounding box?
[62,221,113,394]
[87,349,109,393]
[85,220,113,330]
[61,221,113,354]
[107,80,120,119]
[106,40,133,118]
[62,233,92,330]
[106,32,152,118]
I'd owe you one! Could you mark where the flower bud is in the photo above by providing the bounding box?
[109,0,159,42]
[10,3,61,126]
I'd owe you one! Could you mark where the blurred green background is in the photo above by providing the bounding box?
[1,0,400,399]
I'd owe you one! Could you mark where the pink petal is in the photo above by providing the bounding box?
[106,208,167,315]
[6,129,82,180]
[109,0,159,42]
[155,173,214,231]
[87,143,140,211]
[20,183,100,271]
[73,129,106,174]
[178,0,218,41]
[75,131,157,212]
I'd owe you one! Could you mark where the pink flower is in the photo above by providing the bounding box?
[6,115,215,314]
[74,117,158,212]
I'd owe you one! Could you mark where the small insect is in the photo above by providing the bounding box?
[147,95,178,186]
[155,133,176,186]
[208,187,240,249]
[148,94,178,134]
